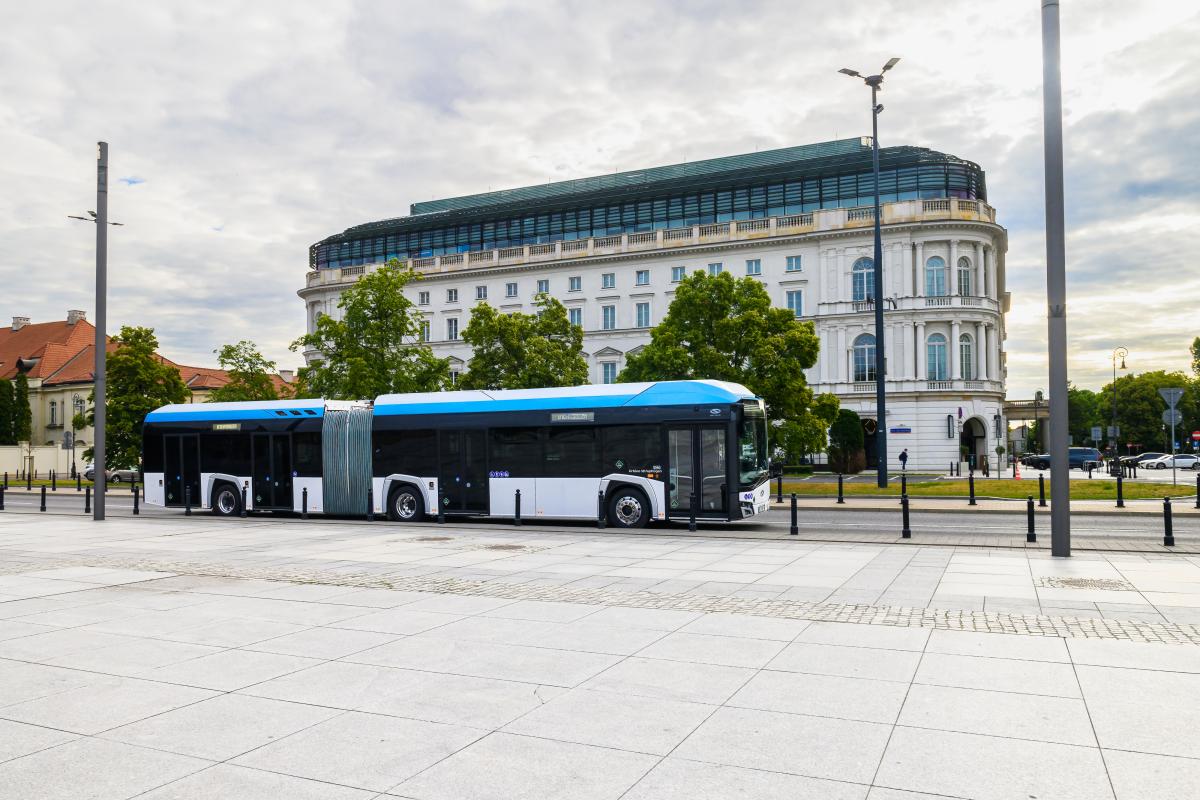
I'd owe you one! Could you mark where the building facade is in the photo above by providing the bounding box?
[300,138,1009,472]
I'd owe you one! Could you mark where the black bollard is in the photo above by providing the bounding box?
[3,471,7,488]
[184,484,192,516]
[1195,474,1199,510]
[437,496,445,524]
[597,490,606,529]
[1038,474,1047,508]
[27,472,32,491]
[84,485,91,514]
[40,485,46,512]
[51,471,56,492]
[1164,497,1174,547]
[837,474,845,505]
[789,493,798,535]
[776,473,783,504]
[367,488,375,522]
[132,483,139,515]
[1116,470,1125,509]
[900,473,907,505]
[1087,464,1093,479]
[240,485,247,518]
[301,487,308,519]
[901,493,911,539]
[968,473,977,506]
[514,489,522,526]
[76,473,81,492]
[688,493,697,532]
[1026,496,1036,542]
[0,485,4,511]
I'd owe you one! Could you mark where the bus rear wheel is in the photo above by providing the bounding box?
[608,487,650,529]
[388,485,425,522]
[211,484,241,517]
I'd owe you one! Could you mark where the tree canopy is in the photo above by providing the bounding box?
[12,373,31,444]
[1066,384,1103,446]
[0,378,15,445]
[208,340,282,402]
[460,295,588,389]
[77,326,189,468]
[291,260,450,399]
[827,408,865,473]
[773,393,840,464]
[619,270,820,419]
[1098,369,1195,454]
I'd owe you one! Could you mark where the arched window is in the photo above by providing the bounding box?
[925,256,947,296]
[959,333,975,380]
[927,333,948,380]
[957,256,973,296]
[852,333,876,382]
[852,257,874,302]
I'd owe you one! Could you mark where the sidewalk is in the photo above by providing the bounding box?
[773,495,1199,515]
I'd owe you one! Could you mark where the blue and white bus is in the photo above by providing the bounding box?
[142,380,771,528]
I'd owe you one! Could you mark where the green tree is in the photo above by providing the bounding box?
[1066,385,1103,445]
[0,378,14,445]
[460,295,588,389]
[13,373,32,443]
[76,326,189,467]
[291,260,449,399]
[1190,336,1200,377]
[773,393,840,463]
[619,271,820,419]
[208,340,281,402]
[828,408,865,474]
[1099,369,1191,455]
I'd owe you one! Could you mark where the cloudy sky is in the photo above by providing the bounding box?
[2,0,1196,397]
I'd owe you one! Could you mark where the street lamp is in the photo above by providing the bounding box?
[1033,389,1045,452]
[1110,347,1127,470]
[840,56,899,488]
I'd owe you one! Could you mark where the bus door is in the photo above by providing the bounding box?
[666,424,728,516]
[163,434,200,508]
[437,429,489,514]
[252,433,293,509]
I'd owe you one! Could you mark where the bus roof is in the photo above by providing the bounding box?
[145,398,327,422]
[373,380,757,417]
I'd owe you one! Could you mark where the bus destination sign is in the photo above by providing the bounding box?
[550,412,594,423]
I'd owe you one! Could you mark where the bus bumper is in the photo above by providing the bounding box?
[739,480,772,519]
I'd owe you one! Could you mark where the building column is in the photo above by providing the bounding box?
[985,246,996,299]
[948,240,959,296]
[819,329,830,383]
[976,322,988,381]
[914,241,925,297]
[915,322,926,380]
[989,323,1001,380]
[901,241,912,296]
[950,319,961,380]
[836,327,847,382]
[885,322,895,380]
[974,241,984,298]
[838,249,849,302]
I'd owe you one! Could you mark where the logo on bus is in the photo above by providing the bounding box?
[489,470,511,478]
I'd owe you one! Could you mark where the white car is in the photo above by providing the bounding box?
[1142,454,1200,470]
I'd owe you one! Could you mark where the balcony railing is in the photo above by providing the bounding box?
[926,380,954,390]
[852,382,876,393]
[305,197,997,286]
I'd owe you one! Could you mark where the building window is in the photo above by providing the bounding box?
[449,370,459,385]
[506,282,518,298]
[537,279,550,294]
[671,266,686,282]
[568,276,582,292]
[446,288,458,303]
[786,290,804,317]
[786,255,803,272]
[957,256,973,296]
[601,273,615,289]
[635,269,650,286]
[602,305,616,330]
[446,318,459,341]
[568,307,582,327]
[475,285,487,300]
[745,259,761,276]
[635,302,651,328]
[419,320,430,342]
[49,401,57,426]
[601,362,618,384]
[925,256,947,297]
[852,257,874,302]
[927,333,948,380]
[852,333,876,382]
[960,333,975,380]
[708,263,723,275]
[418,291,430,306]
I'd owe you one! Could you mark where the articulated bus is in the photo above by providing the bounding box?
[142,380,772,528]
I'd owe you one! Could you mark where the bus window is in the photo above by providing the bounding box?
[294,431,322,477]
[374,429,436,476]
[202,433,249,475]
[738,408,769,487]
[489,428,541,476]
[544,427,601,477]
[603,424,661,476]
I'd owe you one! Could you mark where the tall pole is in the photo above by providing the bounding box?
[94,142,108,522]
[1041,1,1070,556]
[870,82,887,487]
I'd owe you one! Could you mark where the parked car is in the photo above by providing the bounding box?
[82,465,141,482]
[83,463,95,481]
[1142,454,1200,470]
[1120,452,1165,466]
[1023,447,1102,471]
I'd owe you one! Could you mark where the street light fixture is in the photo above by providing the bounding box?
[840,56,899,488]
[1110,347,1127,468]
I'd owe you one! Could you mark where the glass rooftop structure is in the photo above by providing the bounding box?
[310,138,987,270]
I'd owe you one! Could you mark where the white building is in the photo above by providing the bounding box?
[300,138,1009,472]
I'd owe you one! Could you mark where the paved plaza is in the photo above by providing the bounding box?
[1,513,1199,798]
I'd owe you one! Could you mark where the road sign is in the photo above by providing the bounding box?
[1107,425,1120,438]
[1163,409,1183,425]
[1159,387,1185,407]
[1193,431,1200,441]
[1091,426,1102,442]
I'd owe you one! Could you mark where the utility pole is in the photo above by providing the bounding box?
[94,142,108,522]
[1041,2,1070,556]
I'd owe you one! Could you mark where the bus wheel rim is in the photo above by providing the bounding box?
[218,491,235,514]
[615,496,642,525]
[397,494,416,519]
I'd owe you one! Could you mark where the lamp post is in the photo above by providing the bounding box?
[1033,389,1044,452]
[840,57,899,488]
[1110,347,1127,468]
[68,142,122,522]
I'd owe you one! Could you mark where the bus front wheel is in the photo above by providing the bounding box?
[608,487,650,529]
[211,484,241,517]
[388,485,425,522]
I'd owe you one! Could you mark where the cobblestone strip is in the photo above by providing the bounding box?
[6,552,1200,646]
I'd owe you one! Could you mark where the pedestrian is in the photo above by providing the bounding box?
[899,448,908,471]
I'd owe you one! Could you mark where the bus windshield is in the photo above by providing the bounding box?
[738,401,769,487]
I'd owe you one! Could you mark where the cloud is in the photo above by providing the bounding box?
[0,0,1196,398]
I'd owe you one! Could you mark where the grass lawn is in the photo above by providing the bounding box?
[782,477,1197,500]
